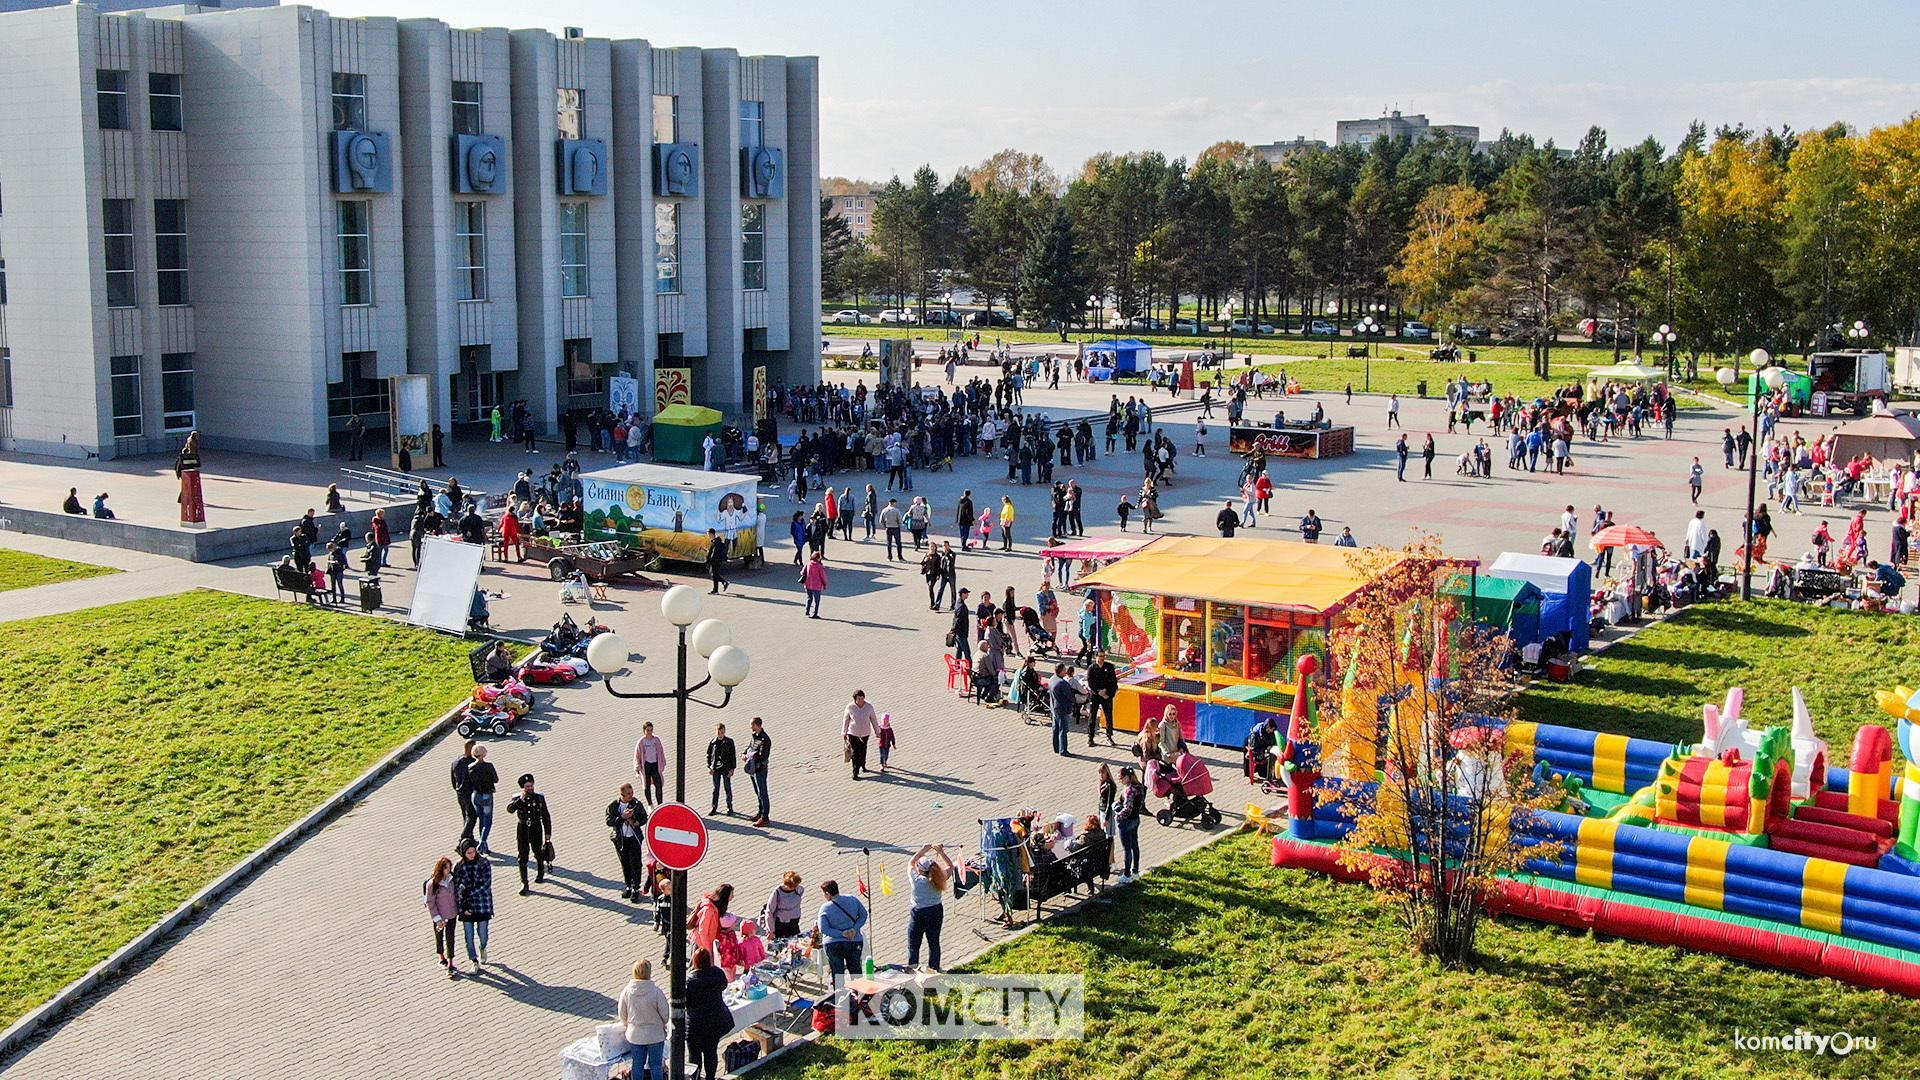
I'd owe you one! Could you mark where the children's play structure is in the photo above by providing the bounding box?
[1070,538,1474,751]
[1269,668,1920,995]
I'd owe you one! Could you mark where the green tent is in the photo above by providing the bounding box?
[651,404,722,465]
[1745,370,1813,411]
[1440,573,1544,649]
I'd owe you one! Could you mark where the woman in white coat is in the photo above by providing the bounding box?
[617,959,671,1080]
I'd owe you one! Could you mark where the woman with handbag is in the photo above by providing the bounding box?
[507,772,553,896]
[423,856,459,979]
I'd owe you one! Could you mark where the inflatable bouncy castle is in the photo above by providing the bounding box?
[1270,676,1920,995]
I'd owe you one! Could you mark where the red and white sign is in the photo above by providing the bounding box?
[646,802,709,871]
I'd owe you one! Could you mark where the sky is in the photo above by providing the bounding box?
[326,0,1920,181]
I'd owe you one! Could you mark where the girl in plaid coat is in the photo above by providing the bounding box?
[451,839,494,974]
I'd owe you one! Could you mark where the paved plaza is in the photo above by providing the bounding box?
[0,381,1871,1079]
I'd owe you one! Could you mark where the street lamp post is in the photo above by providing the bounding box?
[1720,352,1787,601]
[1358,313,1382,390]
[586,586,751,1080]
[1654,324,1678,380]
[1849,320,1871,347]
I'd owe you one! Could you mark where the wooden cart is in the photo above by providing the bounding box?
[530,537,661,582]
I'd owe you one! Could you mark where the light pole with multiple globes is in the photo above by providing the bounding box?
[1357,313,1382,391]
[1654,324,1678,380]
[1719,351,1787,600]
[585,585,751,1080]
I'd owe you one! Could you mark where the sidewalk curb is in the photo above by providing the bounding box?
[0,644,530,1065]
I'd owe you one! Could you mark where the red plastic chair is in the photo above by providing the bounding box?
[944,654,969,694]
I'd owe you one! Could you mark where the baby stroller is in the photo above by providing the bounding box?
[1015,606,1057,655]
[1148,751,1222,828]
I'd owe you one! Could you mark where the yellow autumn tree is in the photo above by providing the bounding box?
[1319,536,1564,966]
[1390,184,1488,327]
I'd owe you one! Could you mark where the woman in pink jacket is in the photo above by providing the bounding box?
[802,551,829,618]
[423,856,459,979]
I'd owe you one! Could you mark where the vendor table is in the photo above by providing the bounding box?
[1229,422,1355,459]
[557,990,786,1080]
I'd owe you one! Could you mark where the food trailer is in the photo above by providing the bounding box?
[1227,419,1355,459]
[577,463,765,568]
[1072,537,1465,749]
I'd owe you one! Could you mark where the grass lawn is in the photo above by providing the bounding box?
[0,590,476,1029]
[764,831,1920,1079]
[1517,599,1920,747]
[0,548,119,592]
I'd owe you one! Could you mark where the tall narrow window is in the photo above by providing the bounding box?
[555,87,583,140]
[655,203,680,295]
[0,348,11,409]
[454,201,486,301]
[558,201,588,297]
[738,100,763,147]
[331,72,367,131]
[155,199,189,306]
[564,338,603,404]
[161,352,195,432]
[0,258,7,306]
[149,73,183,131]
[741,202,765,291]
[328,353,390,419]
[336,200,372,306]
[110,355,142,437]
[103,199,136,308]
[451,80,482,136]
[96,70,129,130]
[652,94,677,143]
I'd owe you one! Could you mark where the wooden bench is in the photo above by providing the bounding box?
[271,563,322,604]
[1027,836,1112,918]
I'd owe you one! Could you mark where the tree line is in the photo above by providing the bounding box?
[820,120,1920,375]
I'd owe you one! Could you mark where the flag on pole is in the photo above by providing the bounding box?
[857,875,870,898]
[879,867,895,897]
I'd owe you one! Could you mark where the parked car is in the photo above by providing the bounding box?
[828,309,873,325]
[1451,325,1490,342]
[1126,316,1167,333]
[924,310,966,327]
[1402,320,1434,340]
[966,309,1015,328]
[1173,317,1204,334]
[876,308,911,324]
[1229,317,1274,334]
[1308,319,1339,337]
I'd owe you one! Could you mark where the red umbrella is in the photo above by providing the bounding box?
[1591,524,1664,550]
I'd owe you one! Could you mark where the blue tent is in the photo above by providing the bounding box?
[1087,339,1152,375]
[1487,552,1592,653]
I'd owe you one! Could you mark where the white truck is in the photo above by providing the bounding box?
[1805,350,1890,416]
[1894,346,1920,396]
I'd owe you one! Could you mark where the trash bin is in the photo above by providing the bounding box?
[1417,379,1428,398]
[359,577,383,612]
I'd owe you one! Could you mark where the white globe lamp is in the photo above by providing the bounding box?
[707,644,751,688]
[585,631,630,676]
[688,618,731,658]
[659,585,703,627]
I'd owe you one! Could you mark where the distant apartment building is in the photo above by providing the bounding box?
[825,189,876,241]
[1250,137,1328,165]
[1335,110,1479,148]
[0,0,820,461]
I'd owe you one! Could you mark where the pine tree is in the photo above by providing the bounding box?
[1020,206,1092,341]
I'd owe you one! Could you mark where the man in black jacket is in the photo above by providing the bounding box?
[948,588,973,664]
[506,772,552,893]
[1216,502,1241,538]
[706,528,730,593]
[706,723,737,816]
[606,783,648,900]
[744,717,772,827]
[955,490,975,551]
[451,739,478,843]
[1086,657,1119,746]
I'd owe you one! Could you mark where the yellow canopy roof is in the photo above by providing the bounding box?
[1073,536,1378,614]
[654,404,722,426]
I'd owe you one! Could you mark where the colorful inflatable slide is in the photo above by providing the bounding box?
[1269,669,1920,995]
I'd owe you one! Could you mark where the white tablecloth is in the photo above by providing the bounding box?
[558,991,786,1079]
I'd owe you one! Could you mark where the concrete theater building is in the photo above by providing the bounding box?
[0,0,821,461]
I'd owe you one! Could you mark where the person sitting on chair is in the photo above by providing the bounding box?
[469,588,490,628]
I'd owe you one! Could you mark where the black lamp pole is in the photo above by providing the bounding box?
[599,627,734,1080]
[1740,374,1767,601]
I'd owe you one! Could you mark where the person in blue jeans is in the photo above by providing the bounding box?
[466,744,499,852]
[816,879,867,979]
[1114,768,1145,881]
[450,839,494,973]
[906,845,955,971]
[1049,664,1080,757]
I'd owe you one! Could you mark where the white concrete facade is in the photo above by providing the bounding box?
[0,0,820,461]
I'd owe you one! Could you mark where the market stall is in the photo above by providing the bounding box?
[1084,338,1151,381]
[1440,572,1543,652]
[1828,409,1920,465]
[1037,534,1158,585]
[1582,361,1669,396]
[1072,537,1463,749]
[652,403,724,465]
[578,463,764,567]
[1227,419,1355,459]
[1486,552,1593,653]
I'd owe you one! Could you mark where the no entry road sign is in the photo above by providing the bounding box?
[646,802,709,871]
